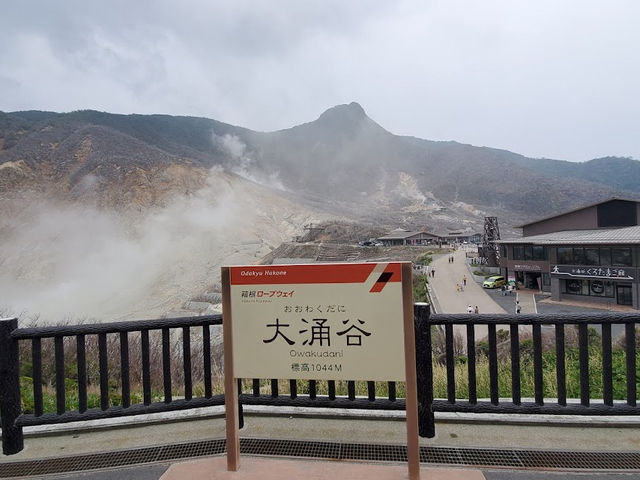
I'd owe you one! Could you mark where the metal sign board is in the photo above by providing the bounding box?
[228,262,406,381]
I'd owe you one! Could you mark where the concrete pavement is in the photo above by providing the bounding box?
[7,407,640,460]
[428,248,506,315]
[5,409,640,479]
[428,247,542,315]
[161,456,484,480]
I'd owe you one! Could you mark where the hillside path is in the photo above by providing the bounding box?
[427,247,506,314]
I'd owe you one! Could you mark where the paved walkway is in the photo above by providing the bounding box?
[428,248,506,314]
[428,248,541,315]
[162,457,483,480]
[485,286,537,315]
[6,411,640,479]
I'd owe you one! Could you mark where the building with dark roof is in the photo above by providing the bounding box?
[498,198,640,309]
[377,229,481,246]
[377,229,440,246]
[441,232,483,244]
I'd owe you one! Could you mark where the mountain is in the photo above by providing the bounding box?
[2,103,637,322]
[241,103,638,226]
[510,156,640,194]
[2,104,636,229]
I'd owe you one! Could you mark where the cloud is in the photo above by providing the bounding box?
[0,1,638,161]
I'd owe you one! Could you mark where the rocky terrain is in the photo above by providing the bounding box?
[1,104,638,323]
[0,169,332,322]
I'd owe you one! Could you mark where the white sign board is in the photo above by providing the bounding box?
[229,262,406,381]
[222,261,420,478]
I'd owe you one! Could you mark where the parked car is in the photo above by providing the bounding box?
[483,275,506,289]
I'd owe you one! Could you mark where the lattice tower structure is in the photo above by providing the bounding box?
[482,216,501,267]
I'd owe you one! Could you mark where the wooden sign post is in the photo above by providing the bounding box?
[401,262,420,480]
[222,262,419,478]
[221,266,240,471]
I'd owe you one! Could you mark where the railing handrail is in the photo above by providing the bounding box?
[430,312,640,325]
[11,314,223,339]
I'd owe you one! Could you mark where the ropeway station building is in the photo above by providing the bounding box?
[498,198,640,309]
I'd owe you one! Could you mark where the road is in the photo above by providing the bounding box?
[428,247,506,314]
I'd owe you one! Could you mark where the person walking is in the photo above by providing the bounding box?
[474,305,479,314]
[462,275,467,287]
[515,300,521,314]
[467,305,473,314]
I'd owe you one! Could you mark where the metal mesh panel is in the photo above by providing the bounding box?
[157,439,226,462]
[341,443,406,462]
[2,438,640,478]
[241,438,340,460]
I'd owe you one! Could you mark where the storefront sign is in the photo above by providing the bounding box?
[513,264,542,271]
[550,265,635,280]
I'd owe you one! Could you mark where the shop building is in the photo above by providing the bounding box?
[441,232,483,244]
[377,229,481,246]
[498,199,640,309]
[377,229,440,246]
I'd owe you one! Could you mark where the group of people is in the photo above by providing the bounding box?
[500,284,515,295]
[447,255,455,263]
[467,304,479,314]
[455,275,467,292]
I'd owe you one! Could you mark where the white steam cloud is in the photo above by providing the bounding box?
[0,167,322,324]
[213,133,286,191]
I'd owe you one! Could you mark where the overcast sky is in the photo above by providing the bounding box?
[1,0,638,162]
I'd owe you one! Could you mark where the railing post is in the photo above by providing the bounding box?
[414,303,435,438]
[0,318,24,455]
[237,379,244,429]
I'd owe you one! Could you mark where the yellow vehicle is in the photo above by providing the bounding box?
[483,275,506,289]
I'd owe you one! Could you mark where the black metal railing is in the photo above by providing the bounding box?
[0,315,225,454]
[424,313,638,423]
[1,306,639,456]
[239,379,404,410]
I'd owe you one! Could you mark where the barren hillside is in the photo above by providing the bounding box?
[1,104,638,323]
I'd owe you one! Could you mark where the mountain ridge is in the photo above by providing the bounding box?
[1,104,638,230]
[2,104,639,322]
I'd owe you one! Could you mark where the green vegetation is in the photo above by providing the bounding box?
[430,326,640,400]
[412,273,429,303]
[19,377,224,414]
[472,270,493,278]
[415,252,433,265]
[432,345,640,400]
[18,325,639,414]
[17,329,224,414]
[13,304,639,414]
[411,251,433,303]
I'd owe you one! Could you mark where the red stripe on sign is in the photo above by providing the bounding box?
[369,266,398,293]
[230,263,402,285]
